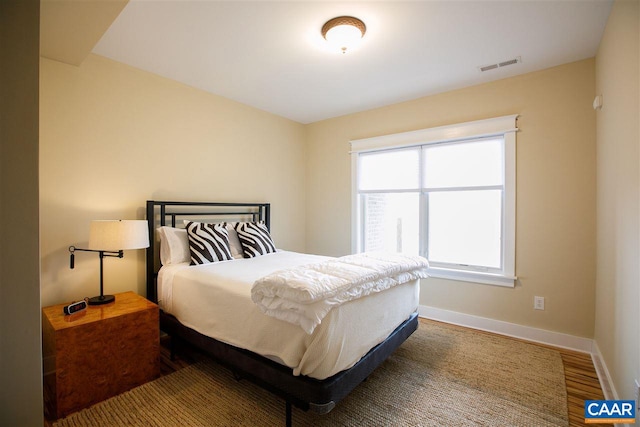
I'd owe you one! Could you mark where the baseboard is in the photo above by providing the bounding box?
[419,305,593,353]
[591,340,618,400]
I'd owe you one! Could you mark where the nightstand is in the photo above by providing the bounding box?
[42,291,160,420]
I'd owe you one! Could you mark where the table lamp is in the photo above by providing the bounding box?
[69,220,149,305]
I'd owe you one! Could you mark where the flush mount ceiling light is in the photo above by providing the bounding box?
[321,16,366,54]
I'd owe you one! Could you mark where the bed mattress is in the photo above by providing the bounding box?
[158,251,420,380]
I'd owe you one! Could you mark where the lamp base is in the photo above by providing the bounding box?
[87,294,115,305]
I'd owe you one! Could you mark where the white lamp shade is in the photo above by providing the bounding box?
[325,24,364,52]
[88,220,149,251]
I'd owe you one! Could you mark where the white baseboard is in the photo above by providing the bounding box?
[419,305,594,353]
[591,340,618,400]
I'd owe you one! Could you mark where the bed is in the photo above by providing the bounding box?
[145,200,423,426]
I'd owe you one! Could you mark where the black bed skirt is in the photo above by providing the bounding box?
[161,310,419,414]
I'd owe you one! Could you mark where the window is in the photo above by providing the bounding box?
[351,115,517,287]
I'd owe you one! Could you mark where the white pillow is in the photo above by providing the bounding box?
[225,222,244,260]
[157,226,190,265]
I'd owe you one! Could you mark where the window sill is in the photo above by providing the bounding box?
[426,267,516,288]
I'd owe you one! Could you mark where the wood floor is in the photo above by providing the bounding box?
[562,350,607,427]
[160,318,606,427]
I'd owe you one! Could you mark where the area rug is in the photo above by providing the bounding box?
[54,321,568,426]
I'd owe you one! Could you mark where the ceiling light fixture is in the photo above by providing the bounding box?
[321,16,366,54]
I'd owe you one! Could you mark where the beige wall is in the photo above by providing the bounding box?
[594,0,639,400]
[32,0,640,407]
[40,54,307,307]
[306,59,597,338]
[0,0,43,424]
[26,0,640,416]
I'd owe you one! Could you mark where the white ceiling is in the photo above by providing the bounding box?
[92,0,613,124]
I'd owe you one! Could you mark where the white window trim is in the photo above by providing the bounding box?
[350,114,518,288]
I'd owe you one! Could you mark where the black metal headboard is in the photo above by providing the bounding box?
[145,200,270,303]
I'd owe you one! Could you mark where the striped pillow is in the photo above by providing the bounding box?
[234,221,276,258]
[185,221,233,265]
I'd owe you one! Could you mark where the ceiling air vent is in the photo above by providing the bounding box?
[479,56,521,72]
[480,64,498,72]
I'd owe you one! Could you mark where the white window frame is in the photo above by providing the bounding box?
[351,115,518,287]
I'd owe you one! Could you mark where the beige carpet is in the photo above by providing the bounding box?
[54,321,568,426]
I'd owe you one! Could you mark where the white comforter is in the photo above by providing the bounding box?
[252,252,429,334]
[158,251,421,379]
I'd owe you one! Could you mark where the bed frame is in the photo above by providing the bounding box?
[145,200,419,426]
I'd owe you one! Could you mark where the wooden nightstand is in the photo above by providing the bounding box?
[42,291,160,420]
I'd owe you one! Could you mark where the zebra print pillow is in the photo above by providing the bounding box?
[234,221,276,258]
[185,221,233,265]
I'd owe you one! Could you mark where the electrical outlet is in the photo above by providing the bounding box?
[534,296,545,310]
